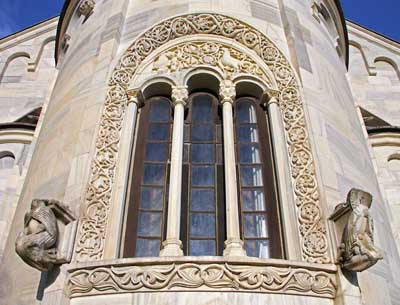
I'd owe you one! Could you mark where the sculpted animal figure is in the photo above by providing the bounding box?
[15,199,62,271]
[339,189,383,272]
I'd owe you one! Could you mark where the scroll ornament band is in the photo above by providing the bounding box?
[66,262,336,298]
[75,13,330,263]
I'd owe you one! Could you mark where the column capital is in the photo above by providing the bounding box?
[261,88,280,107]
[126,88,144,107]
[219,80,236,105]
[171,86,189,106]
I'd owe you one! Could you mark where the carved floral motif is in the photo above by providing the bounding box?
[75,13,330,264]
[152,41,273,86]
[66,262,337,298]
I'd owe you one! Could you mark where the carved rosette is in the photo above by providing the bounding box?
[75,13,331,263]
[66,261,337,298]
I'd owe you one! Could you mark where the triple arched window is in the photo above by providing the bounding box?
[122,90,283,259]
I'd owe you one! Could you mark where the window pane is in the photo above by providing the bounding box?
[237,125,258,142]
[145,143,168,162]
[237,102,257,123]
[245,240,269,258]
[143,164,165,185]
[240,165,263,186]
[190,213,215,237]
[217,144,223,164]
[140,187,163,210]
[192,165,214,186]
[192,125,214,142]
[148,123,170,141]
[242,189,266,211]
[192,96,213,122]
[191,189,215,211]
[192,144,215,163]
[137,212,162,236]
[184,124,190,142]
[239,144,261,163]
[190,240,216,256]
[136,239,160,257]
[149,100,170,122]
[183,143,190,163]
[244,214,268,238]
[216,124,222,142]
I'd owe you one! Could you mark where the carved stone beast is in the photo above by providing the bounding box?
[15,199,71,271]
[331,188,383,272]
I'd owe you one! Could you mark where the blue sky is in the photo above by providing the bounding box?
[0,0,399,41]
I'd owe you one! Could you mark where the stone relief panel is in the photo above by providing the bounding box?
[152,41,273,87]
[74,13,331,264]
[66,260,337,299]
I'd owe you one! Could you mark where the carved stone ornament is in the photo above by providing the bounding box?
[75,13,331,264]
[330,188,383,272]
[78,0,95,18]
[15,199,76,271]
[66,260,337,298]
[152,41,273,87]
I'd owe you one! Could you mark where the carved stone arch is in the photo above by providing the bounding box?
[75,13,331,264]
[0,52,31,82]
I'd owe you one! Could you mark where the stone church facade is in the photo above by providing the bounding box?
[0,0,399,304]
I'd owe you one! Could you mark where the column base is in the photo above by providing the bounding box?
[159,239,184,257]
[223,238,246,257]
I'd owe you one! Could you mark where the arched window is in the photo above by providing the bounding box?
[123,97,172,257]
[235,97,283,258]
[180,92,226,256]
[122,87,283,259]
[0,152,15,170]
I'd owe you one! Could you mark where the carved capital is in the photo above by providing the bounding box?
[78,0,96,18]
[126,88,144,108]
[171,86,188,107]
[262,89,280,107]
[219,80,236,104]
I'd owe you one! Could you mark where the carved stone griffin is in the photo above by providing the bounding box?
[15,199,75,271]
[330,188,383,272]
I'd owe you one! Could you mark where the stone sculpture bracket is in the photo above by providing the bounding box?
[329,188,383,272]
[15,199,77,272]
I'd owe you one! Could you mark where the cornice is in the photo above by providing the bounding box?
[0,17,58,52]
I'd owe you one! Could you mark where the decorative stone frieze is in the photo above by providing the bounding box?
[330,188,383,272]
[75,13,331,264]
[15,199,76,271]
[66,258,337,298]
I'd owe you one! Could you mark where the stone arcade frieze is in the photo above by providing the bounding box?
[74,13,331,264]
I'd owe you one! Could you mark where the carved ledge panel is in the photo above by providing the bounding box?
[66,259,337,299]
[75,13,331,264]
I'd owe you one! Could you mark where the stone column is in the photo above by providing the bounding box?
[160,86,188,257]
[220,80,246,257]
[104,89,143,259]
[263,88,301,260]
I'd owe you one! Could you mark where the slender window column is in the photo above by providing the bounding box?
[104,88,143,259]
[263,89,301,260]
[160,86,188,257]
[220,80,246,257]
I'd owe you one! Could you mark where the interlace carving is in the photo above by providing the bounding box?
[75,13,330,263]
[66,262,336,298]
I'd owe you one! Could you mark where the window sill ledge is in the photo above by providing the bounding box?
[66,256,337,299]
